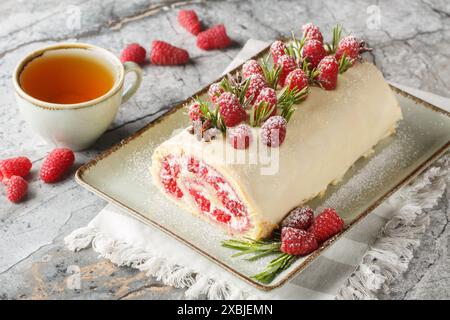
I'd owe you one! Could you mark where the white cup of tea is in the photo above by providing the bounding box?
[13,42,142,151]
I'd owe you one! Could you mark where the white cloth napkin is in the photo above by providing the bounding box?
[65,40,450,300]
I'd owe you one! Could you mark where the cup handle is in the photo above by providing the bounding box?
[121,61,143,104]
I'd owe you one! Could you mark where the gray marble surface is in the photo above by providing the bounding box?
[0,0,449,300]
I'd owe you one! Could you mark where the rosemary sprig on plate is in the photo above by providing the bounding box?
[221,238,296,284]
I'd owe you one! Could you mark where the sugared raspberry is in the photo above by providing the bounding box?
[260,116,287,147]
[187,102,201,121]
[218,92,247,127]
[245,74,267,103]
[270,41,287,65]
[6,175,28,203]
[197,24,231,50]
[284,69,309,92]
[308,208,344,243]
[301,23,323,43]
[302,39,326,68]
[335,36,360,61]
[317,55,339,90]
[0,156,32,182]
[228,124,252,149]
[150,41,189,65]
[255,87,277,116]
[277,55,297,86]
[39,148,75,183]
[177,9,202,35]
[208,83,224,104]
[281,206,314,230]
[242,59,264,79]
[280,227,318,256]
[120,43,146,64]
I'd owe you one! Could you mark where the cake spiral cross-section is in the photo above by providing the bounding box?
[151,35,402,240]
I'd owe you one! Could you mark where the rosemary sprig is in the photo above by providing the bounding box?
[338,52,353,74]
[260,55,282,89]
[222,237,296,284]
[249,101,276,127]
[284,31,305,63]
[277,86,309,122]
[220,74,251,105]
[194,97,226,133]
[325,24,342,54]
[252,253,296,284]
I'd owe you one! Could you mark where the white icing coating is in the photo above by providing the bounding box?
[151,62,403,239]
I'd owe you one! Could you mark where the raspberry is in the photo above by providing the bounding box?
[39,148,75,183]
[177,9,201,35]
[255,87,277,117]
[281,206,314,230]
[197,24,231,50]
[187,102,201,121]
[218,92,247,127]
[301,39,326,68]
[270,41,287,65]
[0,156,32,182]
[242,59,264,79]
[208,83,224,104]
[308,208,344,243]
[301,23,323,43]
[161,157,183,198]
[277,55,297,86]
[260,116,287,147]
[228,124,252,149]
[6,175,28,203]
[317,55,339,90]
[189,188,211,213]
[150,41,189,65]
[335,36,360,61]
[212,209,231,223]
[280,227,318,256]
[285,69,309,92]
[245,74,267,103]
[120,43,146,64]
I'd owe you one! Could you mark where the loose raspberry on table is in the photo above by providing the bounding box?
[277,55,297,87]
[301,39,327,68]
[317,55,339,90]
[281,206,314,230]
[196,24,231,50]
[260,115,287,147]
[0,156,32,182]
[301,23,323,43]
[218,92,247,127]
[177,9,202,35]
[150,40,189,65]
[270,41,287,65]
[242,59,264,79]
[280,227,318,256]
[228,124,252,149]
[6,175,28,203]
[120,43,146,64]
[39,148,75,183]
[335,35,360,61]
[284,68,309,92]
[208,83,224,104]
[308,208,344,243]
